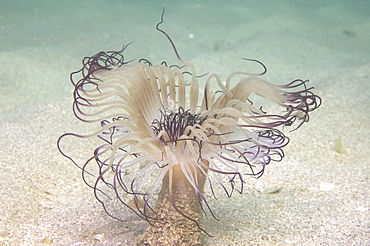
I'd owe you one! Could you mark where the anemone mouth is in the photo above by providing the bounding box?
[151,107,208,145]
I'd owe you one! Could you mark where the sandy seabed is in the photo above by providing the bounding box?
[1,1,369,245]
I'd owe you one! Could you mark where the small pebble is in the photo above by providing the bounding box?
[188,33,195,39]
[355,206,368,212]
[319,182,335,191]
[93,233,105,242]
[42,236,53,244]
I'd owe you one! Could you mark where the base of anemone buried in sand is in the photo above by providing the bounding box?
[138,163,207,245]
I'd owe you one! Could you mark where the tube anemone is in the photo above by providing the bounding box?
[58,9,321,245]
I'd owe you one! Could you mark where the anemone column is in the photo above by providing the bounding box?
[140,161,208,245]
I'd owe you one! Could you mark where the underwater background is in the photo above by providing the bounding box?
[1,0,369,245]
